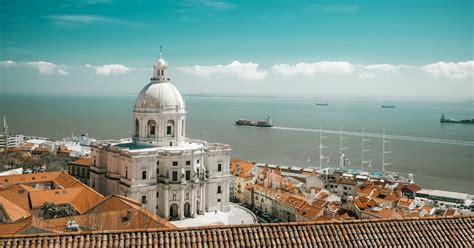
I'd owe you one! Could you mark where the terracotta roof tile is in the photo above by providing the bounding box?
[0,196,31,222]
[1,217,471,247]
[68,157,92,167]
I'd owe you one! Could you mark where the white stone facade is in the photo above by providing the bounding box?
[89,51,231,220]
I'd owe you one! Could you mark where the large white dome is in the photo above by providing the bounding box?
[134,82,185,113]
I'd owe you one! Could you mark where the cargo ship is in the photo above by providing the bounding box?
[381,105,395,108]
[235,116,274,127]
[440,114,474,124]
[316,103,329,106]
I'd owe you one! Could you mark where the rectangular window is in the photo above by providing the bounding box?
[157,161,160,165]
[156,192,159,198]
[186,160,191,166]
[150,126,156,135]
[185,170,191,181]
[157,168,159,176]
[217,186,222,194]
[218,163,222,172]
[142,171,147,180]
[167,126,172,135]
[197,159,200,164]
[141,195,147,204]
[172,161,178,166]
[217,199,221,202]
[172,171,178,181]
[196,168,200,177]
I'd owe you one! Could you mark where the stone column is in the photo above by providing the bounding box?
[204,183,209,212]
[164,186,169,220]
[191,185,196,217]
[179,186,185,220]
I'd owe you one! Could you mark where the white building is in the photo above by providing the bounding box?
[89,51,232,220]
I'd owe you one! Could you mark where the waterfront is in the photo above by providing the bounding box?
[0,94,472,193]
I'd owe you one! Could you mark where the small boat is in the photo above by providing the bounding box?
[316,103,329,106]
[381,105,395,108]
[235,116,273,127]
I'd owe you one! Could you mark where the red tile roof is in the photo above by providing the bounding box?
[68,157,92,167]
[1,216,471,246]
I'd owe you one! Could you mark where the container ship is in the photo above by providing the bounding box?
[381,105,395,108]
[440,114,474,124]
[316,103,329,106]
[235,116,274,127]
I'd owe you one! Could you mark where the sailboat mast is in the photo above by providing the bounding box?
[361,128,365,171]
[382,129,385,173]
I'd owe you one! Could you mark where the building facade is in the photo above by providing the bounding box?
[89,51,232,220]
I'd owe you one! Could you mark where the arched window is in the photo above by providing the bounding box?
[135,119,139,136]
[147,120,156,137]
[167,120,175,137]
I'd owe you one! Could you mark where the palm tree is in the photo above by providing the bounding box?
[41,202,55,219]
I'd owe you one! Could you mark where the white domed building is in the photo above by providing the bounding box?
[89,51,231,220]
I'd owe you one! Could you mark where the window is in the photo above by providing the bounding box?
[186,193,189,200]
[217,199,221,202]
[172,161,178,166]
[135,119,139,136]
[94,159,96,166]
[172,194,176,201]
[156,168,159,176]
[217,186,222,194]
[196,159,200,164]
[147,120,156,137]
[167,120,174,137]
[142,171,147,180]
[186,160,191,166]
[196,169,200,177]
[125,169,128,179]
[185,170,191,181]
[156,192,159,198]
[218,163,222,172]
[141,195,147,204]
[157,161,160,165]
[172,171,178,181]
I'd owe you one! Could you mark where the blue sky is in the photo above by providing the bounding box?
[0,0,473,99]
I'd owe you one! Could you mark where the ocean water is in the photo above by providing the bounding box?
[1,95,473,194]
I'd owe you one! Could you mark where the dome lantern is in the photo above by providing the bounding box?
[152,46,168,82]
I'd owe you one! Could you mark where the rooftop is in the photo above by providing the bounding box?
[1,216,471,247]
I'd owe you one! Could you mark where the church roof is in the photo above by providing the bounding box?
[134,82,185,113]
[1,216,471,247]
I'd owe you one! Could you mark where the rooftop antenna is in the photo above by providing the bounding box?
[361,128,371,172]
[319,126,328,171]
[339,126,348,168]
[382,128,392,173]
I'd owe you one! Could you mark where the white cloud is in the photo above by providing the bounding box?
[0,60,18,67]
[421,61,474,79]
[358,64,400,79]
[272,61,353,76]
[25,61,68,76]
[92,64,131,75]
[180,61,268,80]
[44,15,119,24]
